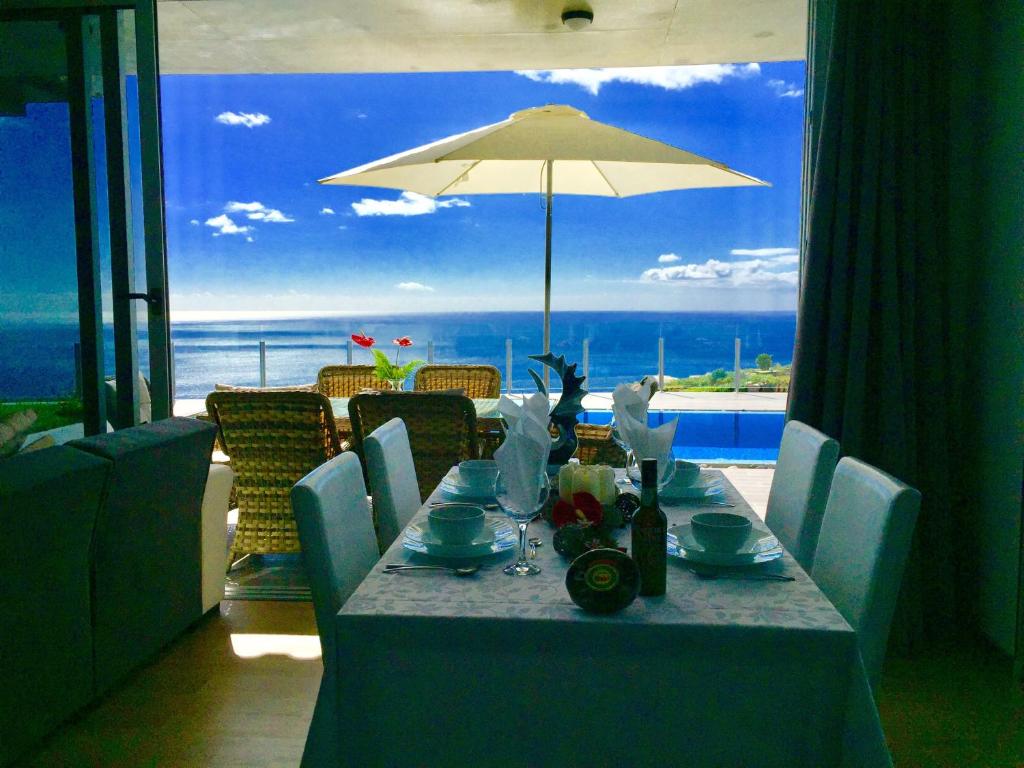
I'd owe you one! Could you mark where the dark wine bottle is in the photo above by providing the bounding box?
[631,458,667,596]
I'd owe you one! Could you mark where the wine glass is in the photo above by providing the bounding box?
[626,450,677,491]
[495,471,549,576]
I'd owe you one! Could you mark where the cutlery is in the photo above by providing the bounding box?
[384,564,481,577]
[697,500,736,507]
[687,567,794,582]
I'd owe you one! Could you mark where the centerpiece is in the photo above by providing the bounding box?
[351,332,424,390]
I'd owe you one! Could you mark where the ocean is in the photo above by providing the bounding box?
[0,311,797,400]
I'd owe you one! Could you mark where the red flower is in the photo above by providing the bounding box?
[351,332,375,348]
[551,492,604,529]
[393,336,413,347]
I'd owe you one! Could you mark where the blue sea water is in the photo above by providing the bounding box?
[0,311,796,400]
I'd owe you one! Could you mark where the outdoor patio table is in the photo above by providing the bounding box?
[315,470,890,767]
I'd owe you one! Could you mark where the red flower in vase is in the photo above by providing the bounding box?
[351,332,375,348]
[551,492,604,529]
[393,336,413,347]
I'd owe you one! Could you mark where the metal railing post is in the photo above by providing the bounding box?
[259,340,267,387]
[346,339,353,365]
[733,337,741,392]
[657,337,665,391]
[505,338,513,394]
[582,338,589,383]
[427,340,434,364]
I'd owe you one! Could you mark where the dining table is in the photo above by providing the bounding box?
[312,469,891,767]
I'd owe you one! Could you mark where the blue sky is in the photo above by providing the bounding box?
[148,62,800,317]
[161,63,805,317]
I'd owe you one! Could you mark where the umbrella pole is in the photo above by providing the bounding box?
[543,159,553,392]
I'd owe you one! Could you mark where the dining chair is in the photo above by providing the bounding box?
[363,417,422,553]
[764,420,840,571]
[574,423,627,466]
[316,364,381,397]
[810,457,920,689]
[291,452,378,768]
[206,390,341,567]
[348,391,478,501]
[414,364,501,399]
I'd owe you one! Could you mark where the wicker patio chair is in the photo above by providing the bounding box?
[574,423,627,466]
[414,365,501,399]
[316,365,381,397]
[206,391,341,566]
[348,392,478,501]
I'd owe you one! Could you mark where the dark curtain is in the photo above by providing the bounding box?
[789,0,973,646]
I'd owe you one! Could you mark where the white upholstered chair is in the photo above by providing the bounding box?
[363,417,422,553]
[291,452,379,768]
[811,457,920,689]
[764,420,840,570]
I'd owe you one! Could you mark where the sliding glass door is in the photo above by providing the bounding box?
[0,1,170,435]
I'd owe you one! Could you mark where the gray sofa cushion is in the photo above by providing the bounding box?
[70,417,216,693]
[0,446,110,766]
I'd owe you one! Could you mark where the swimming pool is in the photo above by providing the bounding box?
[582,410,785,463]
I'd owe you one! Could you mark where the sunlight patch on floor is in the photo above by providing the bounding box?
[230,633,321,660]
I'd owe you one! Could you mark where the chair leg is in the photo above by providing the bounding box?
[227,551,252,573]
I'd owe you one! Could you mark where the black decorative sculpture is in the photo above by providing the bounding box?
[527,352,588,466]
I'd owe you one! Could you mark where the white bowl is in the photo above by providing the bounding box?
[428,504,486,544]
[690,512,752,553]
[457,460,499,492]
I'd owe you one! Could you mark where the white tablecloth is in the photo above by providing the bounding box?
[314,470,890,767]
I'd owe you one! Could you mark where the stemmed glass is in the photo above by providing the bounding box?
[495,471,549,576]
[626,449,677,491]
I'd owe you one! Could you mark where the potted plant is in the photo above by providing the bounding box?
[351,332,424,390]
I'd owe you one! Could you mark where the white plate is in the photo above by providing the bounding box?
[666,523,783,566]
[403,515,515,558]
[438,470,497,501]
[661,475,725,501]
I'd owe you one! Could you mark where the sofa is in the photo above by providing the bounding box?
[0,417,217,766]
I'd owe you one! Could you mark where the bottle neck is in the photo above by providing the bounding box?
[640,484,658,509]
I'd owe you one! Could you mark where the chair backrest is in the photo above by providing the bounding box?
[363,418,422,552]
[291,452,378,661]
[348,392,478,501]
[811,457,920,688]
[414,365,501,399]
[205,391,341,554]
[574,423,627,466]
[316,365,381,397]
[764,420,841,570]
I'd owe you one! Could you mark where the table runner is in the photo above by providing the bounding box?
[316,470,890,767]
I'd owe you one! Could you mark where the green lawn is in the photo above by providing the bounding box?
[0,399,84,432]
[664,364,791,392]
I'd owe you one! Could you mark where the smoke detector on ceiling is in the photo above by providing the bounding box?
[561,9,594,31]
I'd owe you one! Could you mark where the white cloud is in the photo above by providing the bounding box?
[205,214,251,237]
[320,207,335,215]
[641,249,799,288]
[189,219,200,226]
[225,201,294,223]
[767,79,804,98]
[396,282,435,292]
[215,111,271,128]
[515,63,761,96]
[245,236,254,243]
[658,253,681,263]
[351,191,471,217]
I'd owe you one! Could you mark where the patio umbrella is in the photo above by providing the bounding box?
[319,104,768,384]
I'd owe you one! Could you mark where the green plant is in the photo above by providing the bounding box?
[710,368,729,382]
[370,336,423,386]
[756,353,773,371]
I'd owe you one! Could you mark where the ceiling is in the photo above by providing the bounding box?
[155,0,807,75]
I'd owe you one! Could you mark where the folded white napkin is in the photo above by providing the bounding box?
[612,383,677,462]
[494,394,551,513]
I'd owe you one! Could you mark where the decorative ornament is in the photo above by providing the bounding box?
[527,352,588,466]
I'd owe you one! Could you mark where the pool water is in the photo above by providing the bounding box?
[582,410,784,463]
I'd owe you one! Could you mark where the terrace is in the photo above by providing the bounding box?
[1,2,1021,768]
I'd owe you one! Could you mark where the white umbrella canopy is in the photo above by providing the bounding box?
[319,105,769,384]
